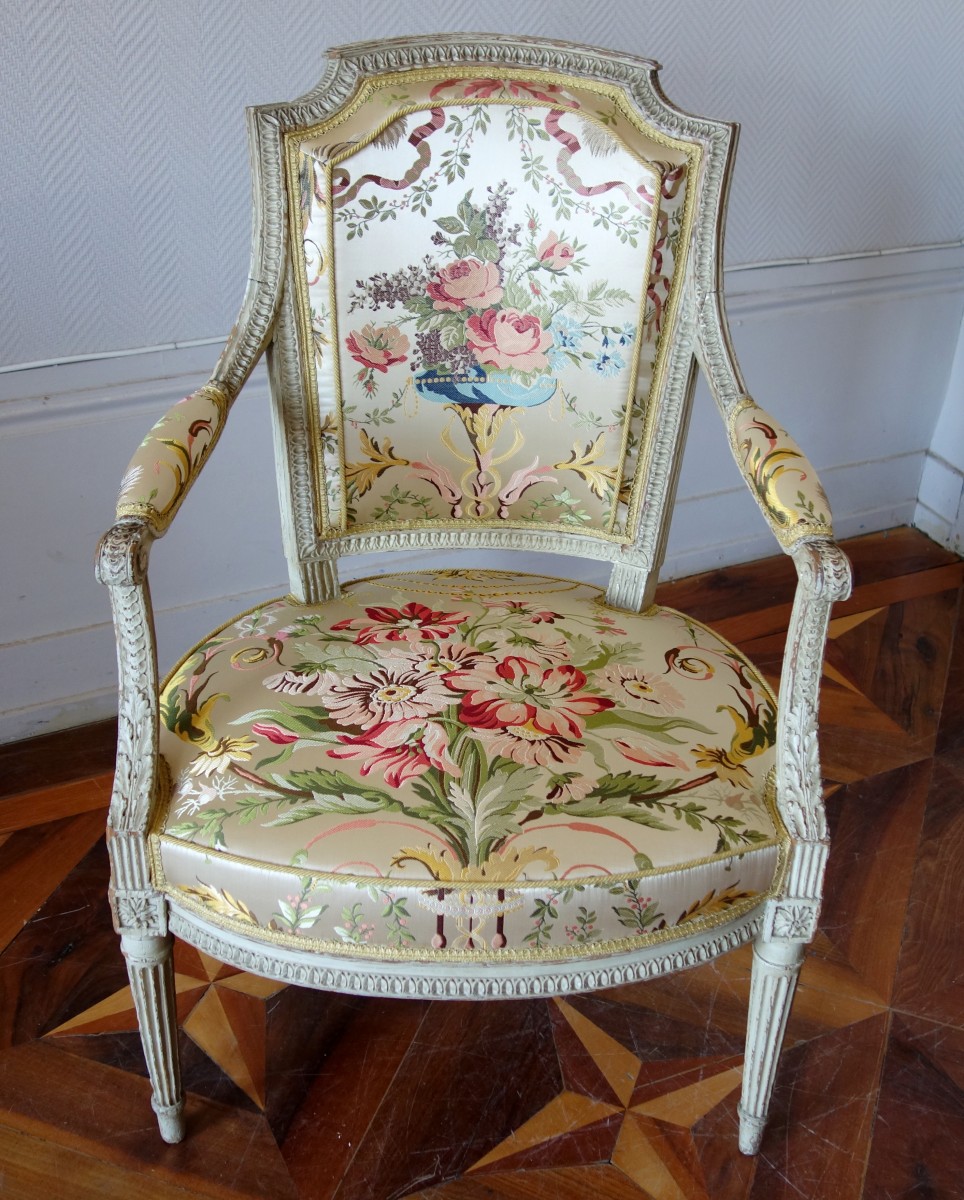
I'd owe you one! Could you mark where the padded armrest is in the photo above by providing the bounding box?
[727,397,833,548]
[115,381,231,534]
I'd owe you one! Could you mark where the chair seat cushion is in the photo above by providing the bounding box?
[152,569,788,961]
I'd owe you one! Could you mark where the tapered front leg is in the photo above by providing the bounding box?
[738,935,805,1155]
[121,931,185,1143]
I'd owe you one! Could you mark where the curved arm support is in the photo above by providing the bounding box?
[96,521,160,841]
[775,539,852,847]
[97,521,167,930]
[751,540,851,966]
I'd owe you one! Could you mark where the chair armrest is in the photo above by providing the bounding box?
[728,397,834,548]
[115,381,231,534]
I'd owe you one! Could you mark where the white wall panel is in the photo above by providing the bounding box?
[914,309,964,551]
[2,0,963,366]
[2,7,963,742]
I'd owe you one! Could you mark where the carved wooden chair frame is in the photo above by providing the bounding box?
[97,34,851,1153]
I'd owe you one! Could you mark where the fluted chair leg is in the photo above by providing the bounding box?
[738,935,805,1155]
[121,931,185,1143]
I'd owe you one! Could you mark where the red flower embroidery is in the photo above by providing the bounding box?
[446,656,614,740]
[332,603,470,645]
[251,722,299,745]
[327,720,459,787]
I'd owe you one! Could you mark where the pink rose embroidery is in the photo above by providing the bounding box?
[426,258,504,312]
[536,231,575,272]
[345,324,410,373]
[465,309,553,373]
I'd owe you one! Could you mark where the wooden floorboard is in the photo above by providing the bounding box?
[0,526,961,1199]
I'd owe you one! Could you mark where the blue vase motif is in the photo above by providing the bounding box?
[414,367,557,408]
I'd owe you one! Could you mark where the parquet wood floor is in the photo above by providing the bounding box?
[1,527,961,1199]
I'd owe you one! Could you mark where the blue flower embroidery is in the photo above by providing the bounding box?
[592,348,626,377]
[550,315,583,349]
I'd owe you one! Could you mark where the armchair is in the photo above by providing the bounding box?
[97,34,851,1157]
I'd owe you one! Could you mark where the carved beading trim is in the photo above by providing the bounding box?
[697,291,747,419]
[169,905,762,999]
[267,290,323,579]
[213,111,287,397]
[628,295,699,583]
[321,525,646,566]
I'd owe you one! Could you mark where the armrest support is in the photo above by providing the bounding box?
[776,539,852,847]
[115,381,231,534]
[96,521,160,848]
[727,397,834,548]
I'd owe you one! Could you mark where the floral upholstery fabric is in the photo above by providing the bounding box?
[290,70,697,541]
[729,398,833,546]
[152,570,788,960]
[116,384,230,532]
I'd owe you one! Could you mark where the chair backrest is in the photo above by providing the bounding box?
[232,37,738,604]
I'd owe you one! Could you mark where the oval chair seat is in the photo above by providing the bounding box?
[153,569,788,962]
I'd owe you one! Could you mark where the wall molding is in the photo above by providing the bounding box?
[913,451,964,555]
[2,249,961,744]
[3,247,962,435]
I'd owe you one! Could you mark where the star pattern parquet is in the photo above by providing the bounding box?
[0,527,961,1199]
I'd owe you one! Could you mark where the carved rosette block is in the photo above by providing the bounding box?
[121,933,184,1144]
[112,888,168,937]
[761,898,819,943]
[738,937,805,1155]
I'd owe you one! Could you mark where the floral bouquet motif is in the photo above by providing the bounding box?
[345,183,636,407]
[295,79,691,531]
[340,185,642,521]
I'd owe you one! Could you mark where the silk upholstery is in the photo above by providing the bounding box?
[153,570,786,958]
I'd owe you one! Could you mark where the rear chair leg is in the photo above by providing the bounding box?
[121,931,185,1143]
[738,935,805,1154]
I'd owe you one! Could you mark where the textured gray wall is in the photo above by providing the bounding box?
[2,0,962,366]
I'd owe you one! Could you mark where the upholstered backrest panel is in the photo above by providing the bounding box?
[287,69,698,545]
